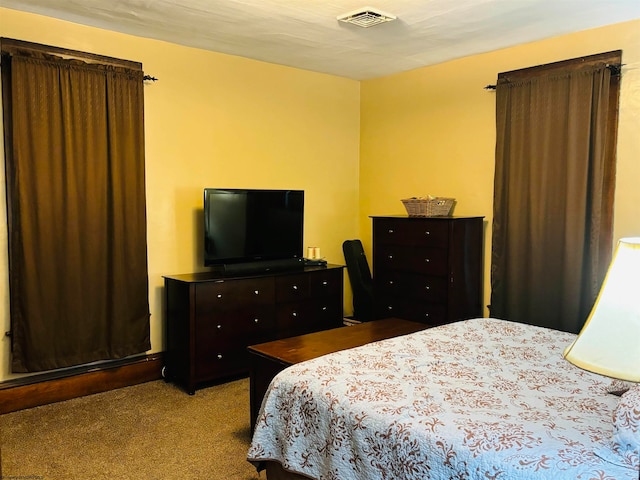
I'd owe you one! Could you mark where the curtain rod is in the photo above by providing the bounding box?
[143,75,158,82]
[484,63,623,90]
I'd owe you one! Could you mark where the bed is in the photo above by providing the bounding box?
[247,317,639,480]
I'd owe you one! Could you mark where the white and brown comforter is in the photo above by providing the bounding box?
[248,318,636,479]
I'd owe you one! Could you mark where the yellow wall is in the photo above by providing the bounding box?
[360,19,640,315]
[0,8,361,381]
[1,8,639,382]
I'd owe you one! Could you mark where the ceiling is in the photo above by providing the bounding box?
[1,0,639,80]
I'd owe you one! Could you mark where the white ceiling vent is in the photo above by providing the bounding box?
[337,7,397,28]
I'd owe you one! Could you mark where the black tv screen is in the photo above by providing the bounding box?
[204,188,304,267]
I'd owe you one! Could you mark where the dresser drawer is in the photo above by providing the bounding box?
[375,245,448,275]
[195,343,249,380]
[276,273,311,302]
[310,300,343,331]
[375,271,447,302]
[195,277,275,311]
[276,301,314,338]
[276,298,342,339]
[374,218,449,247]
[195,307,276,346]
[309,268,343,297]
[375,298,446,326]
[402,302,447,326]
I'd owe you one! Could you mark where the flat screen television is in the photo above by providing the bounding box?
[204,188,304,271]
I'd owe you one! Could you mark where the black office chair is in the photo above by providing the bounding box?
[342,239,374,322]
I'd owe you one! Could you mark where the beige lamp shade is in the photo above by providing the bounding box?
[563,237,640,382]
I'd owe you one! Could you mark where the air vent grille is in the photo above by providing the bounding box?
[337,7,397,28]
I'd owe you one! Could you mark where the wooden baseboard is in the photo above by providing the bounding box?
[0,353,164,414]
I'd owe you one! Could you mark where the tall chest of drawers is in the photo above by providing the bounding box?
[372,216,484,326]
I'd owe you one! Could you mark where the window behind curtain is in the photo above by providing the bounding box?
[1,39,151,372]
[490,51,621,334]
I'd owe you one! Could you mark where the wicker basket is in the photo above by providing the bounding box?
[401,197,456,217]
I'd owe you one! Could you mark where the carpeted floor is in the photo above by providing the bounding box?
[1,377,262,479]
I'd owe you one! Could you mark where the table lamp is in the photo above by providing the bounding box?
[563,237,640,383]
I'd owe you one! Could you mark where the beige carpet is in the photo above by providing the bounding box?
[1,377,262,480]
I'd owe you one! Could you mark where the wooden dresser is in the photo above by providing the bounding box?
[371,216,484,326]
[163,264,344,394]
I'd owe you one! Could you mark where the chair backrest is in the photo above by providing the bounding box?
[342,239,374,322]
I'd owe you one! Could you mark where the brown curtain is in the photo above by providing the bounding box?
[490,52,620,334]
[3,48,150,372]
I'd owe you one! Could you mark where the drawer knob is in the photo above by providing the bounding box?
[387,306,393,311]
[321,306,327,311]
[425,285,430,290]
[292,312,298,317]
[388,255,394,259]
[254,318,259,323]
[254,290,259,295]
[293,285,298,290]
[322,281,328,286]
[425,231,431,235]
[217,354,223,360]
[424,258,430,263]
[424,313,430,318]
[388,280,394,285]
[388,229,394,233]
[217,294,222,299]
[217,324,222,329]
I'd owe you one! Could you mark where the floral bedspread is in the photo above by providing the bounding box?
[248,318,636,480]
